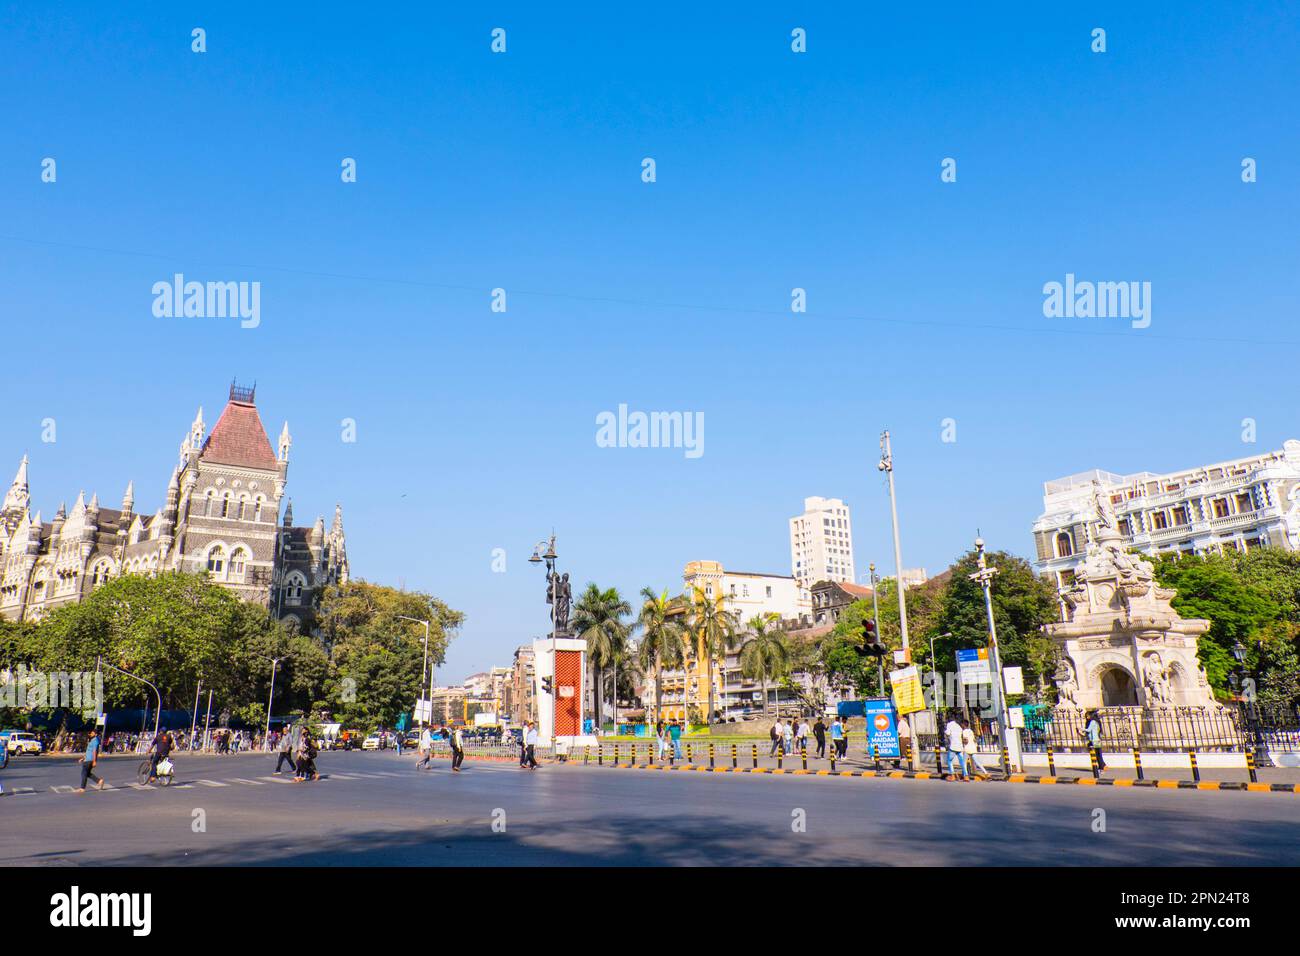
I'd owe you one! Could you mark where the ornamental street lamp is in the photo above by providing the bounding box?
[1232,639,1273,767]
[397,615,433,729]
[529,534,562,742]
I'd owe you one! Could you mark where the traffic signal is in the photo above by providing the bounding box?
[856,619,886,658]
[541,675,554,695]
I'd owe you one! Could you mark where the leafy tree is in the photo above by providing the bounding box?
[737,613,789,716]
[686,586,740,724]
[821,599,879,696]
[570,583,631,730]
[319,580,464,730]
[634,588,687,725]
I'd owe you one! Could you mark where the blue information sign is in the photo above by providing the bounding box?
[862,697,901,759]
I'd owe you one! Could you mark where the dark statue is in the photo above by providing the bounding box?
[547,570,572,634]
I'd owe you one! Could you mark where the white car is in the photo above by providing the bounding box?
[3,731,43,755]
[361,734,381,751]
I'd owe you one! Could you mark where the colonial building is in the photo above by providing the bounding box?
[0,384,348,632]
[1033,440,1300,587]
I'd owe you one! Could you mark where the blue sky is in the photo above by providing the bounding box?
[2,3,1297,681]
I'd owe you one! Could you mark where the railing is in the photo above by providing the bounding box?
[1019,707,1248,752]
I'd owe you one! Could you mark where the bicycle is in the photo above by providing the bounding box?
[136,755,175,786]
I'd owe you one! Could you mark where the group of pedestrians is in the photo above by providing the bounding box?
[941,712,992,781]
[413,722,468,772]
[769,716,848,760]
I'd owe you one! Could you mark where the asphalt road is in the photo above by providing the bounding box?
[2,750,1297,866]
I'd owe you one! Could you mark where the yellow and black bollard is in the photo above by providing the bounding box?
[731,743,738,769]
[829,746,837,772]
[1246,749,1258,784]
[1001,746,1012,778]
[801,746,808,771]
[871,744,880,770]
[686,743,693,764]
[777,747,783,770]
[709,743,715,769]
[598,743,604,766]
[1046,744,1056,777]
[752,743,758,769]
[934,744,944,777]
[1088,746,1100,779]
[614,743,620,766]
[1189,747,1201,783]
[1133,748,1144,781]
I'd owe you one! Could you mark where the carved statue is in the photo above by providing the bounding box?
[1142,652,1174,706]
[1053,658,1081,709]
[1090,479,1118,533]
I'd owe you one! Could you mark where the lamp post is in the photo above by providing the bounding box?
[877,431,917,768]
[398,615,432,729]
[529,534,561,744]
[1232,639,1273,768]
[970,537,1018,772]
[260,656,283,749]
[96,657,162,742]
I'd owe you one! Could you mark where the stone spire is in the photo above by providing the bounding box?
[332,503,344,535]
[2,455,29,513]
[122,480,134,513]
[278,422,292,463]
[310,515,325,545]
[282,499,294,527]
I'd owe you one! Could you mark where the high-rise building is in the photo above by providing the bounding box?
[789,496,856,588]
[1033,440,1300,586]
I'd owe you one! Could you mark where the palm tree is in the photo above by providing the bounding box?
[570,584,631,733]
[635,587,687,725]
[686,585,740,725]
[739,613,791,717]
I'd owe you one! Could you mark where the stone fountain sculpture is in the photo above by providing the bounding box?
[1045,480,1221,711]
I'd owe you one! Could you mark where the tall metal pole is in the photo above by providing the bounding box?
[971,537,1018,772]
[877,431,916,768]
[203,689,213,751]
[869,563,883,697]
[190,680,202,744]
[264,657,280,748]
[399,616,432,729]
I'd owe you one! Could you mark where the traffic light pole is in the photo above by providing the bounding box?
[878,431,917,770]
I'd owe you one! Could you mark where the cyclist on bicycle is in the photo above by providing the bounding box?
[148,729,174,781]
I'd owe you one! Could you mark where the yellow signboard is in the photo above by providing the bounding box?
[889,664,926,715]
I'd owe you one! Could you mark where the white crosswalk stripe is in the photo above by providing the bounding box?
[196,779,229,787]
[261,775,297,784]
[231,778,266,785]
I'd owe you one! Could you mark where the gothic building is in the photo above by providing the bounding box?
[0,384,348,632]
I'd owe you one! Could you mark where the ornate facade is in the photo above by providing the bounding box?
[0,384,348,633]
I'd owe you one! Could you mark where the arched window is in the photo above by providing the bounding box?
[284,571,306,604]
[230,548,248,581]
[254,497,263,523]
[205,491,216,517]
[1055,532,1074,558]
[221,494,231,519]
[207,545,226,575]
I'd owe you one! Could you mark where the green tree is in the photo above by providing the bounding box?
[570,583,631,731]
[317,580,464,729]
[686,586,739,724]
[634,588,687,725]
[738,613,790,716]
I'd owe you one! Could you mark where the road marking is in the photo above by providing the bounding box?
[196,779,229,787]
[231,778,266,785]
[51,785,76,793]
[261,775,297,784]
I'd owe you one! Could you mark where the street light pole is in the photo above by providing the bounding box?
[261,656,282,748]
[877,431,916,768]
[398,616,432,729]
[970,537,1018,772]
[529,535,560,745]
[97,656,162,741]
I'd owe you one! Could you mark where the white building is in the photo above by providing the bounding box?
[682,560,809,622]
[1033,440,1300,586]
[789,496,855,588]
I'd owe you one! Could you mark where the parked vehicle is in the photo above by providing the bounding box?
[2,731,43,755]
[361,734,381,751]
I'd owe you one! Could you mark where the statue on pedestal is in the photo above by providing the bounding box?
[547,570,572,635]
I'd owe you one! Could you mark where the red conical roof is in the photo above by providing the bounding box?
[201,398,278,470]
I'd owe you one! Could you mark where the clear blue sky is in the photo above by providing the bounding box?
[2,3,1297,682]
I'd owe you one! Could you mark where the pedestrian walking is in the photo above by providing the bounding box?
[450,725,465,772]
[395,732,404,756]
[782,719,794,756]
[670,721,683,760]
[944,712,968,780]
[656,723,669,760]
[76,728,106,792]
[275,726,296,773]
[769,720,783,756]
[797,718,810,753]
[830,716,847,759]
[813,717,827,758]
[961,719,989,779]
[1084,710,1107,772]
[523,722,539,770]
[417,725,433,770]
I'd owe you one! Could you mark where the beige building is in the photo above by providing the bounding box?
[789,496,856,589]
[0,384,348,631]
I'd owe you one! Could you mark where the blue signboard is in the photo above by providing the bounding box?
[862,697,901,759]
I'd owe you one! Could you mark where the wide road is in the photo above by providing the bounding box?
[1,750,1296,865]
